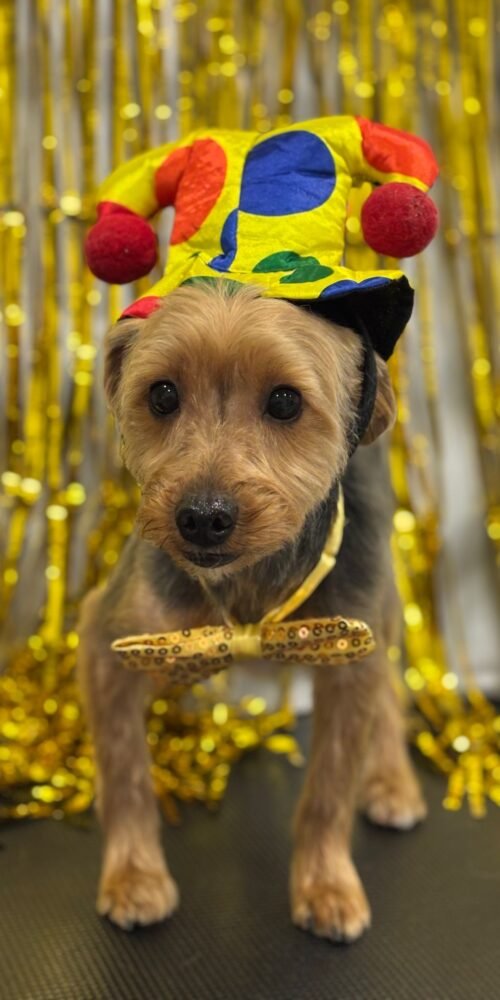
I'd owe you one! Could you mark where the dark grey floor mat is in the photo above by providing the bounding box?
[1,721,499,1000]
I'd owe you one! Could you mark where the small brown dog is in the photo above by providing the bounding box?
[77,281,426,941]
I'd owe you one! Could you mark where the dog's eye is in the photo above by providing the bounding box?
[266,386,302,422]
[149,381,179,416]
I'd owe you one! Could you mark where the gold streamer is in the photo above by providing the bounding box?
[1,1,499,823]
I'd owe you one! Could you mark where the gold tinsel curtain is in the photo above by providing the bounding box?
[1,0,499,822]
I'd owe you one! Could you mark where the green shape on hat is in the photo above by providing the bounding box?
[253,251,303,273]
[253,250,333,284]
[279,261,333,283]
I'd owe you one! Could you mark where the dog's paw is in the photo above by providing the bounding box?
[362,770,427,830]
[291,871,371,943]
[97,864,179,930]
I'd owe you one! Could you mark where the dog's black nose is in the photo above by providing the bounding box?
[176,495,238,547]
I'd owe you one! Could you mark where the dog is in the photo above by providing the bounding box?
[77,280,426,941]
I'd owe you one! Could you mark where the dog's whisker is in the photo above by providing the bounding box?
[138,518,154,537]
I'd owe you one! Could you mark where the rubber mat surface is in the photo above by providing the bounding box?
[1,722,499,1000]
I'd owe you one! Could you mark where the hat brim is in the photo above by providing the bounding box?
[293,275,414,361]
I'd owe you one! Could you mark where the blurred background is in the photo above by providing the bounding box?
[0,0,499,822]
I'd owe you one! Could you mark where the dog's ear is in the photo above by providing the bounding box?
[104,319,141,410]
[360,353,397,445]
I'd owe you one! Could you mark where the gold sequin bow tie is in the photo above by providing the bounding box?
[112,488,376,686]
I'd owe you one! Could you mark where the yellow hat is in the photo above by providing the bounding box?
[85,114,439,359]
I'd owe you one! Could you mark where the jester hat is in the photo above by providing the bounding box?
[85,114,439,362]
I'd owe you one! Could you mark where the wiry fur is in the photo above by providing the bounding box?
[78,283,426,939]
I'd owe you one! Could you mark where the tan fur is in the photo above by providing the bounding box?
[77,283,425,939]
[105,287,363,580]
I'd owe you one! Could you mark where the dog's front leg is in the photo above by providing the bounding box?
[78,589,179,930]
[291,651,383,943]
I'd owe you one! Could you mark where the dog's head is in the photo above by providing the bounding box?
[105,283,395,579]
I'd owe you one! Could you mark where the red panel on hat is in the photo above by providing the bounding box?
[154,146,192,207]
[356,117,439,188]
[154,138,227,246]
[120,296,163,319]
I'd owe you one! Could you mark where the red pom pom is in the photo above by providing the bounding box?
[85,211,157,284]
[361,182,439,258]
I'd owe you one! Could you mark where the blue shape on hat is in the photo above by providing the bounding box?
[320,276,391,298]
[209,208,238,272]
[240,131,336,216]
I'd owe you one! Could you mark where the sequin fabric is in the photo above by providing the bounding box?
[112,617,375,686]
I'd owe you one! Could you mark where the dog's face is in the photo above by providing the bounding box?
[105,285,395,579]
